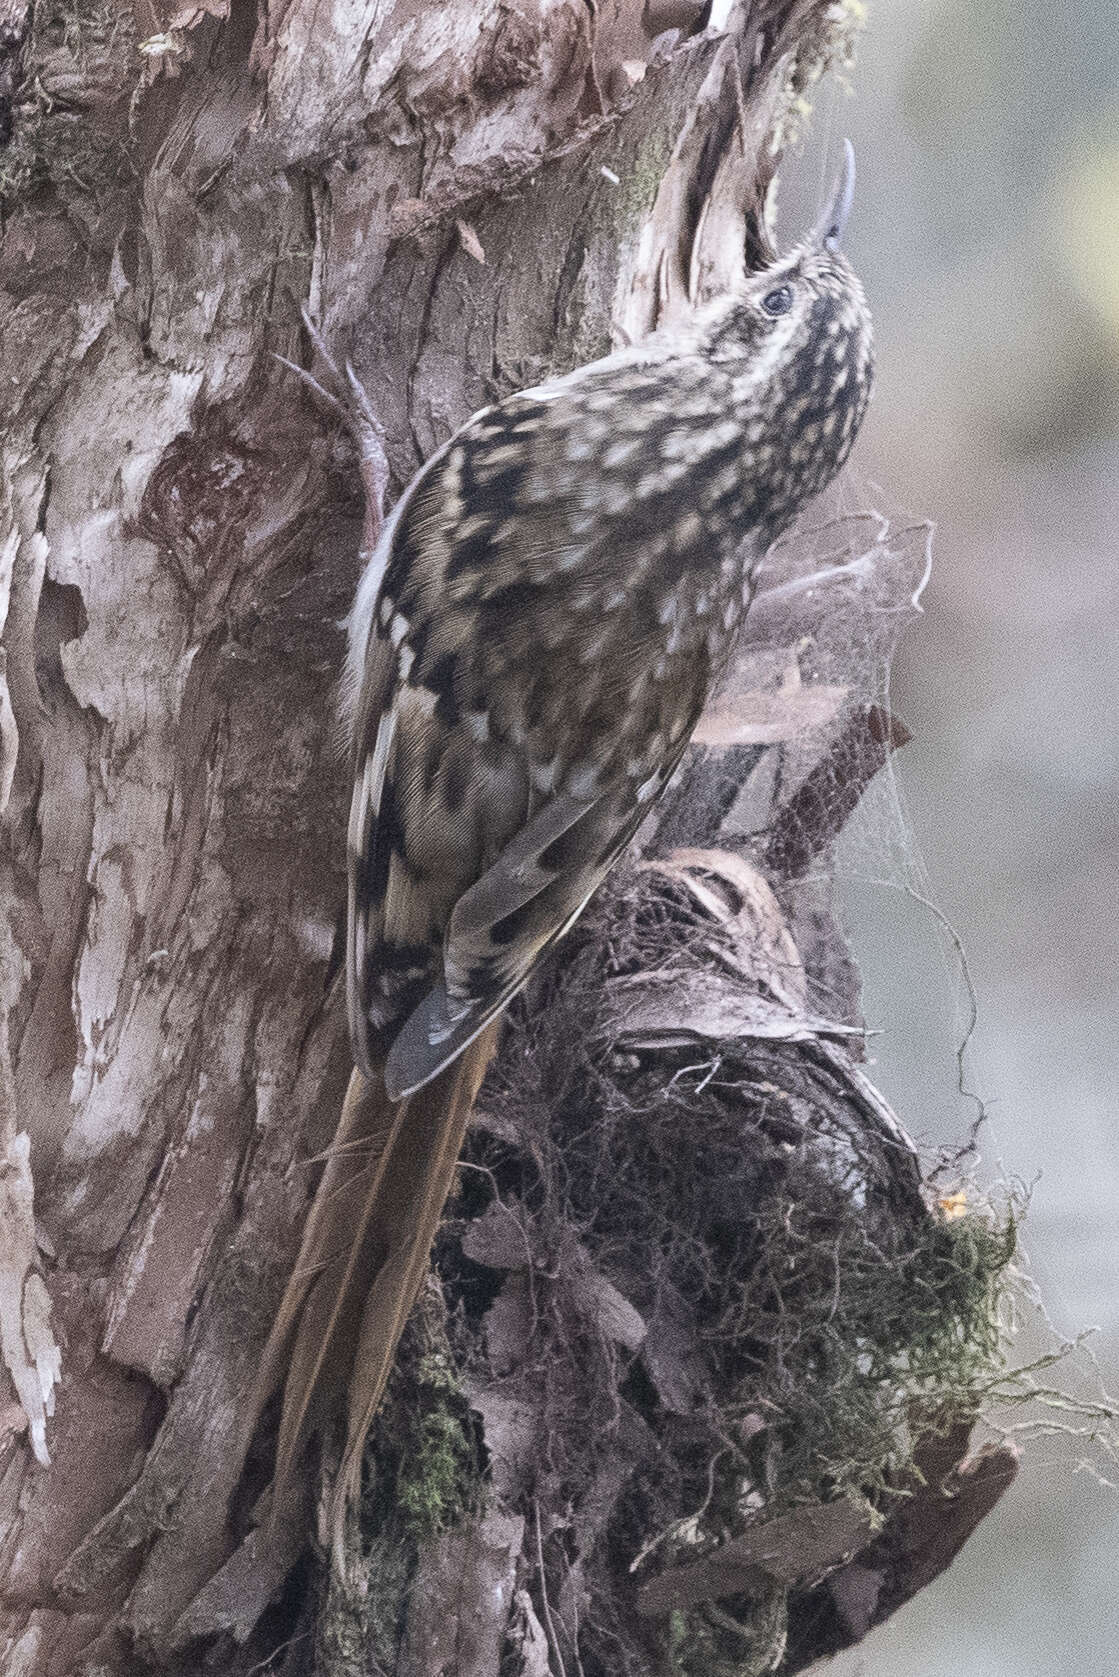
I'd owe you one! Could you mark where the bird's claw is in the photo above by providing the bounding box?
[284,304,391,545]
[273,353,343,416]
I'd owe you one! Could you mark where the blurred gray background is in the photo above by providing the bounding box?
[785,1,1118,1671]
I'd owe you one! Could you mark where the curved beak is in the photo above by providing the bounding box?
[814,139,856,252]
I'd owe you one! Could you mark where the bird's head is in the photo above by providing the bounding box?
[700,141,875,533]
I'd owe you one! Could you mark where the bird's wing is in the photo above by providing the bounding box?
[343,405,521,1079]
[346,373,709,1092]
[385,792,624,1098]
[383,757,692,1096]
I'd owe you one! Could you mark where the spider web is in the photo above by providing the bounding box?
[683,484,980,1094]
[706,487,931,864]
[701,482,995,1163]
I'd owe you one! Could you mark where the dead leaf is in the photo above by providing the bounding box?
[827,1560,883,1639]
[642,1285,708,1415]
[513,1587,552,1677]
[695,681,847,747]
[465,1384,539,1499]
[571,1267,646,1351]
[656,848,809,1009]
[611,971,862,1050]
[484,1275,535,1375]
[637,1499,875,1616]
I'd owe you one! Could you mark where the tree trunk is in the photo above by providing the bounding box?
[0,3,1016,1674]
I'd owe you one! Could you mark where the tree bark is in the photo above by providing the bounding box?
[0,3,1015,1674]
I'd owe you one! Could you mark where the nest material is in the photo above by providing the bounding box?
[351,850,1017,1677]
[333,515,1018,1677]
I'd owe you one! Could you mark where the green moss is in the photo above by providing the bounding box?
[667,1584,789,1677]
[346,1314,484,1671]
[699,1185,1023,1521]
[365,1341,482,1538]
[394,1348,481,1540]
[614,128,676,236]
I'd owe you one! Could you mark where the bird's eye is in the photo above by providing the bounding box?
[761,284,793,317]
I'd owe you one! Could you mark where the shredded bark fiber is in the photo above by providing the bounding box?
[343,836,1017,1677]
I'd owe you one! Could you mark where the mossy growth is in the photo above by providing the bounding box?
[668,1581,790,1677]
[710,1174,1021,1517]
[363,1328,483,1546]
[464,868,1037,1677]
[490,866,1027,1535]
[607,1086,1019,1539]
[393,1346,482,1538]
[0,0,136,207]
[351,1303,484,1672]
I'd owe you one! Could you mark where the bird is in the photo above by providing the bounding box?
[253,141,875,1546]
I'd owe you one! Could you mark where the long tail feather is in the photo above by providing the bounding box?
[336,1028,497,1511]
[251,1024,499,1541]
[246,1071,409,1489]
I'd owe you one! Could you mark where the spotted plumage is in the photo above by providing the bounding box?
[252,144,876,1535]
[343,153,873,1099]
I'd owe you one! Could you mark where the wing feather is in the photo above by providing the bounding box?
[346,369,714,1093]
[383,730,695,1100]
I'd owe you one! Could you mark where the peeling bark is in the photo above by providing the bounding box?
[0,3,1011,1674]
